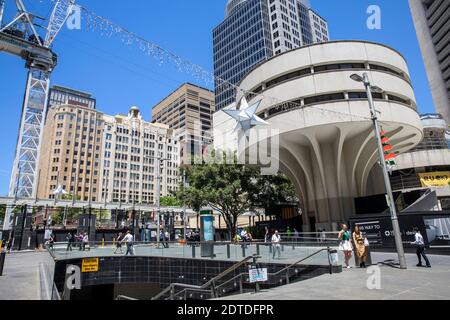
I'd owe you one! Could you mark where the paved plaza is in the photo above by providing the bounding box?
[219,252,450,300]
[0,248,449,300]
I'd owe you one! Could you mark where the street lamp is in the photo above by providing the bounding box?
[145,155,170,247]
[350,72,407,269]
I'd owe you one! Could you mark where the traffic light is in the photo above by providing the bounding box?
[380,129,396,168]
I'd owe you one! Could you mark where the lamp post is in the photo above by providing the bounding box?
[145,155,170,247]
[350,72,407,269]
[182,170,187,240]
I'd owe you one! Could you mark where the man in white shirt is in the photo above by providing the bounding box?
[122,231,134,256]
[411,227,431,268]
[271,230,282,259]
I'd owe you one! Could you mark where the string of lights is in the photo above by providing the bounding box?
[72,3,372,121]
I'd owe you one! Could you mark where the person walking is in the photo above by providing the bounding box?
[122,231,134,256]
[264,227,270,243]
[164,230,170,248]
[82,233,89,251]
[293,228,299,242]
[352,226,368,268]
[411,227,431,268]
[77,233,83,251]
[286,227,292,239]
[114,232,124,254]
[66,232,74,252]
[338,224,353,269]
[271,230,282,260]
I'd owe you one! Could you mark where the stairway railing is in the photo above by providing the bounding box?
[152,247,335,300]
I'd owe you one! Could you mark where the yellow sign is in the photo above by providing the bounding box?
[82,258,99,273]
[419,171,450,187]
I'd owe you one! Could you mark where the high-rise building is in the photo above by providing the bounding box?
[213,0,329,110]
[37,104,104,202]
[100,107,180,205]
[409,0,450,124]
[152,83,215,164]
[48,85,96,110]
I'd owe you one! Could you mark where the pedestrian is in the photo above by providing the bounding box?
[338,224,353,269]
[82,233,89,251]
[114,232,124,254]
[321,229,327,243]
[264,227,270,243]
[164,230,170,248]
[6,238,13,253]
[411,227,431,268]
[66,232,74,252]
[122,231,134,256]
[47,234,55,252]
[352,226,368,268]
[271,230,282,259]
[77,233,83,251]
[293,228,299,242]
[286,227,292,239]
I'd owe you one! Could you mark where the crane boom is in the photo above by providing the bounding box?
[45,0,75,47]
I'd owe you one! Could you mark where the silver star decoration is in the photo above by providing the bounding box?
[223,97,269,138]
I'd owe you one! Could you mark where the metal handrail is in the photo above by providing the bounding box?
[116,295,138,300]
[214,247,332,291]
[270,247,331,277]
[151,255,254,300]
[152,247,333,300]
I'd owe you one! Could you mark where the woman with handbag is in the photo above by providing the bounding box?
[352,226,368,268]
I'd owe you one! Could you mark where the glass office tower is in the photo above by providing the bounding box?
[213,0,329,111]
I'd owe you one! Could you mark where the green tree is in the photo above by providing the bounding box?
[160,196,181,207]
[0,204,5,222]
[175,154,297,238]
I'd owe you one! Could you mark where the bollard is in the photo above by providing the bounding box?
[227,244,230,259]
[292,243,295,250]
[281,245,285,252]
[241,244,246,257]
[256,244,260,256]
[0,252,5,276]
[113,238,116,247]
[269,245,272,254]
[192,245,196,258]
[102,239,105,248]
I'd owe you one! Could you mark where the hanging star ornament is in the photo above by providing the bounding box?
[223,97,269,138]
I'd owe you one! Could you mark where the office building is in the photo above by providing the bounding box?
[409,0,450,124]
[37,104,104,202]
[48,85,96,110]
[152,83,215,165]
[100,106,180,205]
[213,0,329,110]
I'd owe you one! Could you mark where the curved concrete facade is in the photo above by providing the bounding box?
[215,41,424,231]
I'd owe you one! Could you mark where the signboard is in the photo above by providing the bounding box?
[349,215,425,248]
[202,215,214,241]
[354,220,384,246]
[419,171,450,187]
[81,258,99,273]
[249,267,268,283]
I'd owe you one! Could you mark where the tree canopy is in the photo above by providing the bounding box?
[176,154,298,237]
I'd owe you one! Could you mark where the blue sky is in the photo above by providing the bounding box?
[0,0,434,196]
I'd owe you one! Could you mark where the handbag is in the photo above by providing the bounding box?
[364,238,370,247]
